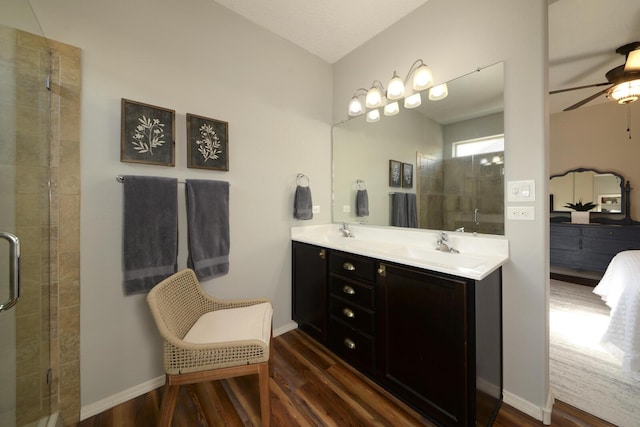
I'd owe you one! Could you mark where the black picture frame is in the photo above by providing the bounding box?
[186,113,229,171]
[389,160,401,187]
[402,163,413,188]
[121,99,175,166]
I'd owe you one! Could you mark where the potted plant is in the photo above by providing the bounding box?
[564,198,596,224]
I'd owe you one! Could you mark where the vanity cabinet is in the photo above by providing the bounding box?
[291,241,503,426]
[292,242,327,342]
[550,223,640,272]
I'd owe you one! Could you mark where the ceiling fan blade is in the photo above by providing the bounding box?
[563,87,611,111]
[549,82,610,95]
[625,49,640,72]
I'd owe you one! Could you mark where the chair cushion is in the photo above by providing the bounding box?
[183,302,272,345]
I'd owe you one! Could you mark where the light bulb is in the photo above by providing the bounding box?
[413,64,433,91]
[429,83,448,101]
[387,72,405,100]
[404,93,421,109]
[366,109,380,123]
[365,86,383,108]
[384,102,399,116]
[348,96,364,116]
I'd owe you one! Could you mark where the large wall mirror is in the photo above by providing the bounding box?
[332,62,505,235]
[550,168,625,214]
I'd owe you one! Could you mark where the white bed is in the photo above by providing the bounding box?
[593,250,640,377]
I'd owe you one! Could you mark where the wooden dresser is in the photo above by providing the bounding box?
[550,223,640,272]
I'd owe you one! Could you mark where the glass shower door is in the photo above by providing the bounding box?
[0,15,52,426]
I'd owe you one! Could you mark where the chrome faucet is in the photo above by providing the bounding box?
[339,222,354,238]
[436,231,459,253]
[455,227,465,232]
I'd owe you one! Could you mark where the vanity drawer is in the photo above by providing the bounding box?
[329,296,375,334]
[329,275,376,309]
[328,318,375,373]
[329,251,376,283]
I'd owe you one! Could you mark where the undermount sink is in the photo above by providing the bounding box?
[387,246,487,269]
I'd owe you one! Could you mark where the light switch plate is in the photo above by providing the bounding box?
[312,205,320,214]
[507,180,536,202]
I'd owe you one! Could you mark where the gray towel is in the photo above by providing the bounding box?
[356,189,369,217]
[391,193,408,227]
[122,175,178,295]
[185,179,230,281]
[407,193,417,227]
[294,185,313,220]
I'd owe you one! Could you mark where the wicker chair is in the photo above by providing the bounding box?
[146,268,272,426]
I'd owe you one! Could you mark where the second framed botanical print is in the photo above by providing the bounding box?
[402,163,413,188]
[186,113,229,171]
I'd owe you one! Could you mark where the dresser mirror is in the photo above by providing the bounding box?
[332,62,505,235]
[549,168,625,214]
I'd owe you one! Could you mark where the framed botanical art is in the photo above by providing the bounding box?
[402,162,413,188]
[121,99,175,166]
[389,160,401,187]
[186,113,229,171]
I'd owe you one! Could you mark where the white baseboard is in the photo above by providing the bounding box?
[80,376,165,421]
[80,322,299,421]
[503,389,548,422]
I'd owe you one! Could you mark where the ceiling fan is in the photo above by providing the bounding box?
[550,41,640,111]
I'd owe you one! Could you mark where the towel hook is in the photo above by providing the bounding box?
[355,179,367,190]
[296,173,310,187]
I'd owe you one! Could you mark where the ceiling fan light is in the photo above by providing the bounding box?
[404,93,422,109]
[387,72,405,100]
[625,49,640,72]
[429,83,448,101]
[412,64,433,91]
[384,102,399,116]
[365,86,383,108]
[348,96,364,116]
[607,79,640,104]
[366,109,380,123]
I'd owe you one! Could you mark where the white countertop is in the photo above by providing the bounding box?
[291,224,509,281]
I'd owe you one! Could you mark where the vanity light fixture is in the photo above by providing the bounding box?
[384,101,400,116]
[429,83,449,101]
[347,59,436,118]
[366,109,381,123]
[607,79,640,105]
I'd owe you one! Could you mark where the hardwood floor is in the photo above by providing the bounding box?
[74,329,615,427]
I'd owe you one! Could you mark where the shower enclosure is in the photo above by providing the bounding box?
[0,16,53,425]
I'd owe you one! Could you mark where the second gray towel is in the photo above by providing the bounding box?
[186,179,230,281]
[406,193,417,227]
[391,193,408,227]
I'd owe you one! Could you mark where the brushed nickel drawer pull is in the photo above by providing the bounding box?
[342,307,355,318]
[343,262,355,271]
[344,338,356,350]
[342,285,355,295]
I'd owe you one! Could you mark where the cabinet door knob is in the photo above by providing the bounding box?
[377,265,386,276]
[319,249,326,259]
[342,285,355,295]
[344,338,356,350]
[342,307,355,318]
[343,262,355,271]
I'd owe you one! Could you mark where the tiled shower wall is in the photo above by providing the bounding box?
[4,27,81,425]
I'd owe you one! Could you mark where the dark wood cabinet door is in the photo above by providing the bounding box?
[292,242,327,342]
[379,262,470,426]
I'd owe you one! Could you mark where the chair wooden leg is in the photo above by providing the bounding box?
[258,363,271,427]
[159,381,180,427]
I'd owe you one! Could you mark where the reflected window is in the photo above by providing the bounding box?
[453,134,504,158]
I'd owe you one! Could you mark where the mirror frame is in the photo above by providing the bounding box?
[550,167,634,224]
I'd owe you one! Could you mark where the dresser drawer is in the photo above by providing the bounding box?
[328,318,375,373]
[330,275,376,309]
[329,251,376,283]
[329,296,375,334]
[581,225,640,241]
[550,224,581,237]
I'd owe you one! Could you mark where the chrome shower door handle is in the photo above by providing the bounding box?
[0,232,21,312]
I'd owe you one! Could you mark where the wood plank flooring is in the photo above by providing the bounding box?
[74,329,615,427]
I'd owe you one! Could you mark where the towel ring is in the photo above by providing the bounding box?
[296,173,310,187]
[355,179,367,190]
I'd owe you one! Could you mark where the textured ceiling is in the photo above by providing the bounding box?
[212,0,429,64]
